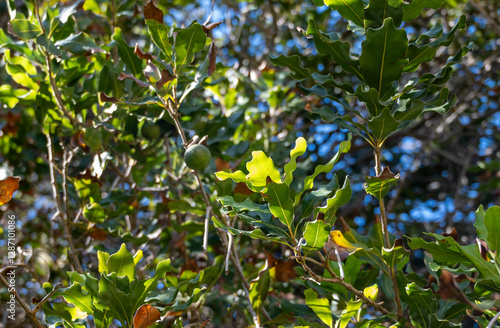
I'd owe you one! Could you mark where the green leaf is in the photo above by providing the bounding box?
[43,302,86,328]
[300,178,339,220]
[8,19,42,40]
[217,196,269,215]
[263,182,294,227]
[405,282,437,328]
[355,85,386,117]
[304,288,333,328]
[314,177,352,225]
[294,135,351,205]
[364,0,403,30]
[283,137,307,185]
[84,127,103,152]
[382,246,409,269]
[303,220,330,252]
[324,0,364,28]
[306,20,363,81]
[404,16,466,72]
[312,73,356,93]
[475,205,487,240]
[98,274,134,327]
[246,151,281,190]
[106,244,136,281]
[485,206,500,253]
[54,32,102,55]
[249,264,270,311]
[368,107,399,140]
[339,300,363,328]
[215,170,247,184]
[146,20,173,61]
[112,28,143,76]
[132,259,171,312]
[61,283,94,315]
[97,251,110,274]
[174,23,207,73]
[403,0,445,21]
[269,54,312,80]
[359,18,408,98]
[212,216,292,246]
[364,167,400,200]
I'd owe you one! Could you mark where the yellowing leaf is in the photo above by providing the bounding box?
[246,151,281,189]
[363,284,379,301]
[329,230,358,250]
[0,176,20,206]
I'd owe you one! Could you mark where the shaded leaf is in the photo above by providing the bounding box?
[113,28,143,76]
[270,54,311,80]
[249,261,270,311]
[263,182,294,227]
[146,20,172,61]
[55,32,103,55]
[8,19,42,40]
[403,0,445,21]
[364,0,403,30]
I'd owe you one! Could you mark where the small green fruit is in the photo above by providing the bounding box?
[184,144,211,171]
[142,122,161,140]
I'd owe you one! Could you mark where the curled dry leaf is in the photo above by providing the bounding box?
[133,304,161,328]
[208,42,217,76]
[156,68,176,89]
[134,44,155,61]
[143,0,163,23]
[99,92,119,103]
[0,177,20,206]
[202,21,223,34]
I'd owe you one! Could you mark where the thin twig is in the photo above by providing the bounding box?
[45,133,83,273]
[0,271,45,328]
[487,311,500,328]
[32,282,62,314]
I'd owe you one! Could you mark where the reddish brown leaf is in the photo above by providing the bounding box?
[265,176,273,185]
[134,44,155,61]
[316,211,325,221]
[0,177,20,206]
[215,158,230,171]
[2,112,21,135]
[143,0,163,23]
[134,304,161,328]
[441,227,458,241]
[438,269,480,311]
[208,42,217,76]
[202,21,223,34]
[339,216,351,233]
[89,227,107,241]
[155,68,176,89]
[99,92,119,103]
[373,214,380,224]
[76,168,101,185]
[476,238,490,260]
[118,73,149,88]
[305,103,312,112]
[424,274,437,289]
[71,131,90,152]
[264,251,296,282]
[393,238,404,248]
[234,182,252,195]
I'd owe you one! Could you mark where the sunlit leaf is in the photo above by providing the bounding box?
[283,137,307,185]
[0,176,20,206]
[305,288,333,328]
[133,304,161,328]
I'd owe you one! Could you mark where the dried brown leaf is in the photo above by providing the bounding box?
[144,0,163,23]
[0,177,20,206]
[133,304,161,328]
[208,42,217,76]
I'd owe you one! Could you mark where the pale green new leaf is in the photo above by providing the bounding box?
[98,274,134,326]
[246,151,281,190]
[106,243,135,281]
[215,170,247,184]
[339,300,363,328]
[61,283,94,315]
[305,289,333,328]
[283,137,307,185]
[359,18,408,99]
[324,0,364,28]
